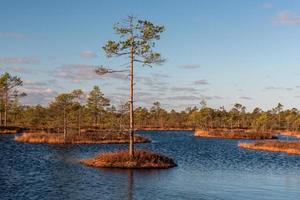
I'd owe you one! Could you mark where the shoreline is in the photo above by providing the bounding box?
[0,126,25,134]
[137,128,194,131]
[280,131,300,138]
[194,129,278,140]
[238,141,300,155]
[14,132,150,144]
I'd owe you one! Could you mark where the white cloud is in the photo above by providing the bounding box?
[2,66,30,73]
[165,95,200,101]
[262,3,272,9]
[194,79,209,85]
[0,32,27,40]
[170,86,197,92]
[23,79,48,86]
[55,64,127,83]
[55,64,97,82]
[240,96,253,100]
[179,64,201,69]
[274,10,300,25]
[80,50,97,58]
[265,86,294,91]
[0,56,40,65]
[20,86,58,106]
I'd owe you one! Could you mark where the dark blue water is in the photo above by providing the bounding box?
[1,131,300,200]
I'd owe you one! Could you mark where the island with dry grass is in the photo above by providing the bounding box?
[15,132,150,144]
[238,141,300,155]
[80,149,177,169]
[194,129,278,140]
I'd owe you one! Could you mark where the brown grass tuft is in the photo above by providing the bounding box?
[195,129,277,140]
[14,132,150,144]
[239,141,300,155]
[0,129,18,134]
[80,149,177,169]
[280,131,300,138]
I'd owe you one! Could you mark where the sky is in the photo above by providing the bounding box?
[1,0,300,111]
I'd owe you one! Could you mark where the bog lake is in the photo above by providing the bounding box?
[1,131,300,200]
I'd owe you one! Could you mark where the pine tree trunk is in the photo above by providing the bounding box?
[129,45,134,158]
[63,107,67,141]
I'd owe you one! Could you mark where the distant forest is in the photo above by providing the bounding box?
[1,72,300,132]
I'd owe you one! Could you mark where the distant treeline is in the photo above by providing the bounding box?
[1,72,300,133]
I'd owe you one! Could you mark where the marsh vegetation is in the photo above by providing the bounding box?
[239,141,300,155]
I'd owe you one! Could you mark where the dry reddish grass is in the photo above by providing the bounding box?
[139,127,194,131]
[0,129,18,134]
[195,129,277,140]
[14,132,150,144]
[80,149,177,169]
[280,131,300,138]
[0,126,22,134]
[239,141,300,155]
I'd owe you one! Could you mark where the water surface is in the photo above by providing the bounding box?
[1,131,300,200]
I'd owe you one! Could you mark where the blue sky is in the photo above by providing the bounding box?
[1,0,300,111]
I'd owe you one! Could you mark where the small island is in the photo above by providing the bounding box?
[80,149,177,169]
[194,129,277,140]
[238,141,300,155]
[14,132,150,144]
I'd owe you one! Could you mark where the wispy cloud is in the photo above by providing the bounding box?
[23,79,59,87]
[274,10,300,25]
[194,79,209,85]
[240,96,253,100]
[203,95,224,100]
[55,64,98,83]
[170,86,197,92]
[80,50,97,58]
[0,32,27,40]
[20,78,63,105]
[262,3,272,9]
[180,64,201,69]
[137,74,169,89]
[55,64,127,83]
[2,66,31,74]
[212,95,224,100]
[21,88,58,106]
[165,95,200,101]
[0,56,40,65]
[265,86,293,91]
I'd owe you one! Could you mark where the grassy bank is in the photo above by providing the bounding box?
[195,129,277,139]
[80,149,177,169]
[0,126,24,134]
[238,141,300,155]
[138,127,194,131]
[280,131,300,138]
[15,132,150,144]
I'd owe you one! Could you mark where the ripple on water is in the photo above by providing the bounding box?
[1,131,300,200]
